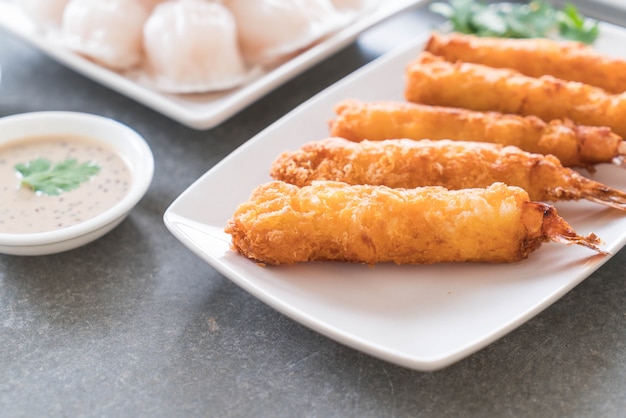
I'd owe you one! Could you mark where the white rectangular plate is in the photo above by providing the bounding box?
[164,23,626,371]
[0,0,428,130]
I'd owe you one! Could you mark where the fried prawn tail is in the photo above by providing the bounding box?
[569,178,626,211]
[527,202,606,254]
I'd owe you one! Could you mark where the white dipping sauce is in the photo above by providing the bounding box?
[0,134,132,234]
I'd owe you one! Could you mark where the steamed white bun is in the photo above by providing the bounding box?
[16,0,69,31]
[62,0,148,70]
[142,0,249,93]
[225,0,348,66]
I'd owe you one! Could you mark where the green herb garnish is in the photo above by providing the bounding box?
[430,0,599,44]
[558,2,600,44]
[15,158,101,196]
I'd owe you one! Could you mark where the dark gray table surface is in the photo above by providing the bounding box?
[1,3,624,417]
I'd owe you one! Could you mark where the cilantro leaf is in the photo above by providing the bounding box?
[431,0,477,34]
[430,0,599,44]
[471,7,509,37]
[15,158,101,196]
[557,2,599,44]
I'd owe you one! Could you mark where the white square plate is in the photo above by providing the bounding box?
[164,23,626,370]
[0,0,428,130]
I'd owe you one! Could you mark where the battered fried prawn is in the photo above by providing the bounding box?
[424,32,626,94]
[329,99,626,168]
[404,52,626,138]
[225,181,604,265]
[270,137,626,210]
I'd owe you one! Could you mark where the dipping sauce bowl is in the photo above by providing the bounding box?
[0,111,154,255]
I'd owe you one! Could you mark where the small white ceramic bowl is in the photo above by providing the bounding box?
[0,111,154,255]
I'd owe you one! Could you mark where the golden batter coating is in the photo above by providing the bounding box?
[225,181,604,265]
[270,138,626,210]
[425,32,626,94]
[329,99,625,168]
[404,52,626,138]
